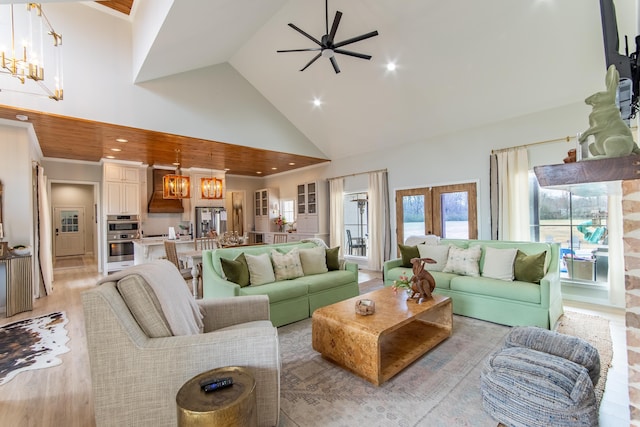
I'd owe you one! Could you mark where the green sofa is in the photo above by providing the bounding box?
[383,239,563,329]
[202,241,359,327]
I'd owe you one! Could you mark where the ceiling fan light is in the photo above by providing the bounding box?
[321,49,334,58]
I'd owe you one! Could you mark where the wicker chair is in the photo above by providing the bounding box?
[81,261,280,427]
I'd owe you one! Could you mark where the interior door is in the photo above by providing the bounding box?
[54,207,85,257]
[396,182,477,249]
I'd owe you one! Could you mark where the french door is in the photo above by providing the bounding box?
[395,182,478,247]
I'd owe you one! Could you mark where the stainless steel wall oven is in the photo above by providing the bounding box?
[106,215,139,272]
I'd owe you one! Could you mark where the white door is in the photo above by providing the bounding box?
[54,207,85,257]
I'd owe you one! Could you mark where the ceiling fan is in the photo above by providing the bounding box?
[277,0,379,74]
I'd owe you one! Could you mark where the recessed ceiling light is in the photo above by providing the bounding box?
[116,138,128,143]
[224,168,230,171]
[256,171,262,175]
[106,155,116,159]
[15,114,28,121]
[110,148,122,152]
[172,162,180,166]
[312,98,322,107]
[289,162,295,166]
[271,167,278,170]
[386,62,397,71]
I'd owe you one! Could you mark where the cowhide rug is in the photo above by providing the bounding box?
[0,311,70,385]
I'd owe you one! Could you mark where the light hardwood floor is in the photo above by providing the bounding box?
[0,263,629,426]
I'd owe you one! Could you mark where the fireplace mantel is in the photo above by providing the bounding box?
[534,155,640,187]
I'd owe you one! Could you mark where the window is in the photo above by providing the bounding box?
[344,192,368,256]
[281,199,295,225]
[529,172,608,284]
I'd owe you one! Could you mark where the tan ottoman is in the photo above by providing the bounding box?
[176,366,257,427]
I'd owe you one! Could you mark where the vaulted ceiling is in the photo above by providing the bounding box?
[1,0,632,175]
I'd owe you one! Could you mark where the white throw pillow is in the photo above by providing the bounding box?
[442,246,481,277]
[270,248,304,281]
[481,247,518,281]
[245,253,276,286]
[416,244,450,271]
[298,246,329,275]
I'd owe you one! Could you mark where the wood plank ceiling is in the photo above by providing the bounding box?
[3,0,330,178]
[0,105,329,177]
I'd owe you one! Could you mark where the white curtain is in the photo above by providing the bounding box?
[37,165,54,295]
[608,185,624,307]
[491,148,530,240]
[368,171,391,270]
[328,178,344,255]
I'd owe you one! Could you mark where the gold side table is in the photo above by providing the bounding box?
[176,366,257,427]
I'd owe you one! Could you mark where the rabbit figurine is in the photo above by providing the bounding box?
[578,65,640,159]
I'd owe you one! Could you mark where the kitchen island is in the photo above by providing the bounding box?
[133,237,195,264]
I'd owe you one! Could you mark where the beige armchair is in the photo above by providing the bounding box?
[81,262,280,427]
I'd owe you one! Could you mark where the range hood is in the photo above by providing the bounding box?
[148,168,184,213]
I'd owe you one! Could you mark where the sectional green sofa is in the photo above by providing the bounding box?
[383,239,563,329]
[202,241,359,327]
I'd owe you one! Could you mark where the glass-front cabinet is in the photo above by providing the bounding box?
[297,182,320,233]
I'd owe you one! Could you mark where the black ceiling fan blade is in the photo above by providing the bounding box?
[328,11,342,44]
[277,48,322,53]
[334,49,372,60]
[288,23,322,46]
[333,30,379,49]
[330,56,341,74]
[300,53,322,71]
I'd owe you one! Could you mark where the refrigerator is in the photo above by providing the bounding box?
[194,207,227,237]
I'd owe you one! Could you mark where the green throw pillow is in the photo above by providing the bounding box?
[220,253,250,287]
[326,246,340,271]
[399,244,419,268]
[514,250,546,284]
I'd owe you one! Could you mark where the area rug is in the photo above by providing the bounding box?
[0,311,70,385]
[277,306,614,426]
[556,310,613,405]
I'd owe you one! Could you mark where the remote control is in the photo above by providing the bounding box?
[200,377,233,392]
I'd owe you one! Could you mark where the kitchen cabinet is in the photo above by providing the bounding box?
[297,181,326,234]
[104,163,140,215]
[254,188,278,232]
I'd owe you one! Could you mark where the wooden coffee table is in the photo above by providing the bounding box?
[312,287,452,386]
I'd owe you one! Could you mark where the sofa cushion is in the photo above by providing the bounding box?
[326,246,340,270]
[482,247,517,281]
[298,270,356,293]
[514,250,547,284]
[238,279,308,303]
[442,245,481,276]
[271,248,304,281]
[417,244,450,271]
[399,244,419,267]
[450,275,541,304]
[298,246,329,275]
[245,253,276,286]
[220,253,250,287]
[116,274,172,338]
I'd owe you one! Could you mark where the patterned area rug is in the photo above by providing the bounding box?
[277,296,614,426]
[0,311,70,385]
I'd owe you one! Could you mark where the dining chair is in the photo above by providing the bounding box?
[163,240,193,280]
[273,233,287,244]
[195,236,218,251]
[346,229,366,256]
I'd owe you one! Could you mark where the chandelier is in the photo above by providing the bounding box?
[163,150,191,199]
[200,153,223,199]
[0,3,63,100]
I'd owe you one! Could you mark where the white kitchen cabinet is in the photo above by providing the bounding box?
[296,181,326,234]
[254,188,278,231]
[104,163,141,215]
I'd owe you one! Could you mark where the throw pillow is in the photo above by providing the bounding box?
[220,253,250,287]
[270,248,304,281]
[299,246,329,275]
[245,253,276,286]
[117,274,172,338]
[442,245,481,277]
[399,244,420,268]
[326,246,340,271]
[416,244,450,271]
[481,247,518,281]
[514,250,547,283]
